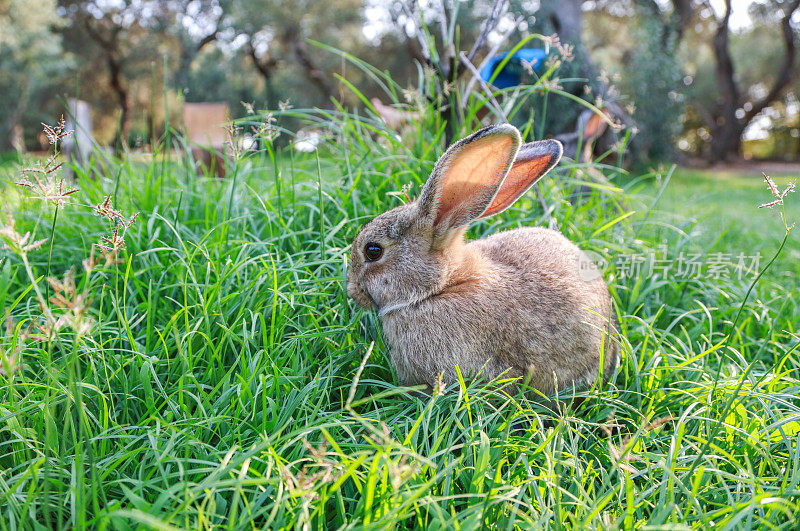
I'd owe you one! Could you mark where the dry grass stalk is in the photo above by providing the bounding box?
[3,121,140,347]
[603,416,676,473]
[759,173,795,209]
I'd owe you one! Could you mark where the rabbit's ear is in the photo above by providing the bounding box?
[580,110,610,142]
[479,139,562,219]
[417,124,521,234]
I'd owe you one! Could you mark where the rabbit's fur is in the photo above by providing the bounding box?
[347,124,618,397]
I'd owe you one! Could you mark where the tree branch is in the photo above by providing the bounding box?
[671,0,694,42]
[462,16,521,101]
[711,0,740,116]
[399,1,433,64]
[743,0,800,123]
[196,29,218,53]
[467,0,508,62]
[387,5,428,65]
[246,41,277,81]
[283,28,336,101]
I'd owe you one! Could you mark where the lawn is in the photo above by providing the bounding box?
[656,167,799,282]
[1,119,799,529]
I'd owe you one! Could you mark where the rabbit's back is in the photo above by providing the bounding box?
[476,227,616,391]
[382,227,617,394]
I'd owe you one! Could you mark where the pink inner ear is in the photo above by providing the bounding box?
[583,113,607,140]
[435,136,516,226]
[480,156,551,218]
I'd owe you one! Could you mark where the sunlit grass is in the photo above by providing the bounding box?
[654,168,800,281]
[1,97,799,528]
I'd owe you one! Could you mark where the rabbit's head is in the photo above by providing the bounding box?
[347,124,562,316]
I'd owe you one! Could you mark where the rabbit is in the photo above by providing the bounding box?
[346,124,619,398]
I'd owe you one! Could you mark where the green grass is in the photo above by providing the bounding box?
[1,109,799,529]
[654,168,800,282]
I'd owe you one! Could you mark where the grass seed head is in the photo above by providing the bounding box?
[17,167,79,208]
[254,113,279,142]
[93,194,123,222]
[241,100,255,115]
[99,227,126,254]
[16,120,79,206]
[0,211,48,254]
[41,115,72,146]
[759,173,796,208]
[92,195,138,266]
[225,119,243,160]
[45,268,93,338]
[0,347,19,376]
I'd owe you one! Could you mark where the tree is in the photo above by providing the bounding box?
[165,0,224,93]
[634,0,693,46]
[374,0,586,143]
[223,0,364,106]
[532,0,623,140]
[0,0,65,151]
[615,2,688,162]
[705,0,800,161]
[58,0,183,152]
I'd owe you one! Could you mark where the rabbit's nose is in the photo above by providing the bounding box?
[345,275,360,301]
[345,278,374,310]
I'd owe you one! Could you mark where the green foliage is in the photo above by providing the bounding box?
[619,13,683,164]
[1,59,799,529]
[657,167,800,277]
[0,0,68,151]
[184,48,263,111]
[681,20,799,158]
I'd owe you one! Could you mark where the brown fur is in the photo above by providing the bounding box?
[347,124,619,397]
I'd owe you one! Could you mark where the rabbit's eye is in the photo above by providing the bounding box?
[364,242,383,262]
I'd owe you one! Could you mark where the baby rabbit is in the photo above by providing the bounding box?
[347,124,618,397]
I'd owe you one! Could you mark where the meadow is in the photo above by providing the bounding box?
[1,100,799,529]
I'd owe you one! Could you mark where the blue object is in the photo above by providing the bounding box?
[479,48,548,89]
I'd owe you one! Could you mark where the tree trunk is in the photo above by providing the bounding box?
[539,0,597,83]
[708,122,743,162]
[247,42,278,108]
[537,0,620,138]
[706,0,800,162]
[636,0,693,46]
[288,35,336,102]
[108,53,129,155]
[708,0,740,161]
[541,0,583,45]
[82,19,130,155]
[176,31,217,93]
